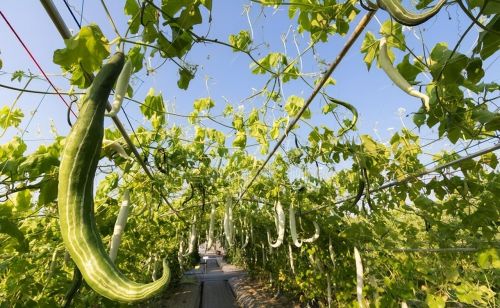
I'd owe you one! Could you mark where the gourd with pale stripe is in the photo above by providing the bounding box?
[187,214,198,254]
[378,37,430,111]
[223,195,235,247]
[289,202,320,247]
[57,52,169,303]
[377,0,446,26]
[206,203,216,249]
[268,201,285,248]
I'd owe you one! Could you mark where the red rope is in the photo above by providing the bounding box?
[0,10,76,117]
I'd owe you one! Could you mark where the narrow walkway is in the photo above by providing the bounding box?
[196,256,244,308]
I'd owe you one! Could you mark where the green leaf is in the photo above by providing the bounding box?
[466,58,485,83]
[477,248,500,269]
[128,46,144,73]
[124,0,141,34]
[233,114,244,131]
[178,5,202,29]
[429,42,468,84]
[38,177,58,206]
[140,88,166,129]
[233,131,247,148]
[380,21,405,50]
[397,54,424,83]
[426,294,447,308]
[15,190,32,212]
[193,97,215,112]
[11,70,24,82]
[0,106,23,129]
[455,282,494,305]
[53,24,110,88]
[229,30,252,52]
[178,67,195,90]
[285,96,310,119]
[360,31,378,70]
[0,218,28,252]
[413,109,426,127]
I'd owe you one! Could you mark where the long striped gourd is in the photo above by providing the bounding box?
[187,214,198,254]
[57,52,169,302]
[268,201,285,248]
[377,0,446,26]
[206,203,216,249]
[223,195,234,247]
[378,37,430,111]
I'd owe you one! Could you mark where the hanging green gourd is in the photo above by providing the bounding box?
[223,195,235,247]
[206,203,216,250]
[268,201,285,248]
[289,202,320,247]
[57,53,169,302]
[187,214,198,254]
[376,0,446,26]
[378,37,430,111]
[241,216,250,249]
[106,60,132,117]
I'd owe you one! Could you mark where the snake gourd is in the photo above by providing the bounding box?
[57,52,169,302]
[106,60,132,117]
[289,202,320,247]
[378,37,430,111]
[223,195,235,247]
[377,0,446,26]
[373,0,446,26]
[268,201,285,248]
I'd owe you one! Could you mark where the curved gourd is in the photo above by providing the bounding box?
[58,52,169,302]
[268,201,285,248]
[102,139,130,160]
[379,37,430,111]
[106,60,132,117]
[206,203,216,249]
[301,221,320,243]
[289,202,320,247]
[377,0,446,26]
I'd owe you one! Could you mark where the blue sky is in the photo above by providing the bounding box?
[0,1,497,165]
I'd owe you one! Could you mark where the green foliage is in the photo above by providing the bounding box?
[0,106,24,130]
[53,24,110,88]
[229,30,252,51]
[140,88,166,129]
[1,0,499,306]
